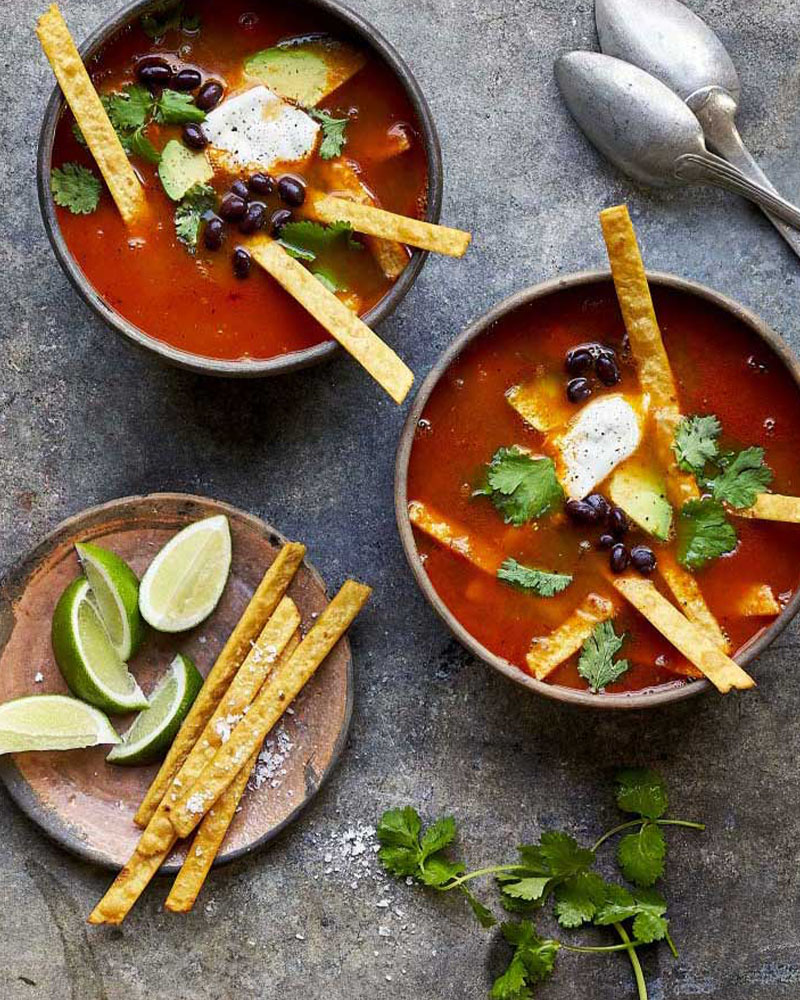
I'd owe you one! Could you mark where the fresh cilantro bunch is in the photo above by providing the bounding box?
[51,163,102,215]
[308,108,350,159]
[377,768,704,1000]
[475,447,564,526]
[496,558,572,598]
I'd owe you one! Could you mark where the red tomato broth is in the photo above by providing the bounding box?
[406,281,800,694]
[50,0,429,361]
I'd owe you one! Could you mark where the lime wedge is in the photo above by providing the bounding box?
[51,578,149,713]
[0,695,120,754]
[76,541,144,660]
[107,653,203,766]
[138,515,232,632]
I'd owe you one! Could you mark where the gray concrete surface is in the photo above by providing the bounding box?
[2,0,800,997]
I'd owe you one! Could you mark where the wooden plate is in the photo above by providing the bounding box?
[0,493,352,872]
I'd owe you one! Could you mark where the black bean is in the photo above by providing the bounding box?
[566,377,592,403]
[565,347,594,376]
[138,63,173,88]
[277,174,306,207]
[182,123,208,149]
[565,499,599,525]
[172,68,202,91]
[597,533,615,549]
[596,352,621,386]
[248,172,274,196]
[609,543,630,574]
[630,545,657,575]
[232,247,252,279]
[219,193,247,221]
[203,216,224,251]
[608,506,629,538]
[269,208,293,236]
[231,179,250,200]
[585,493,610,521]
[239,201,267,234]
[196,80,224,111]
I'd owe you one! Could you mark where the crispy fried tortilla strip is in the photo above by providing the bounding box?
[599,205,698,508]
[248,235,413,403]
[308,192,472,258]
[658,554,728,654]
[506,375,573,432]
[319,160,410,279]
[735,583,780,616]
[613,577,755,693]
[526,594,615,680]
[37,5,146,225]
[408,500,503,576]
[736,494,800,523]
[89,602,302,925]
[135,543,306,827]
[170,581,371,839]
[165,631,302,913]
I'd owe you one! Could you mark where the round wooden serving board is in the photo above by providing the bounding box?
[0,493,352,872]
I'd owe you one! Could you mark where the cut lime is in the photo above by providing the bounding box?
[0,695,120,754]
[107,653,203,766]
[76,541,144,660]
[138,515,232,633]
[51,578,149,713]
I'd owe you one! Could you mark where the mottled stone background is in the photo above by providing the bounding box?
[2,1,799,997]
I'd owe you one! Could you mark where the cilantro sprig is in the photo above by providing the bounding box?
[497,558,572,597]
[475,447,564,525]
[577,620,629,692]
[174,183,217,250]
[51,163,101,215]
[708,446,773,509]
[378,769,704,1000]
[307,108,350,159]
[677,498,737,570]
[673,414,721,475]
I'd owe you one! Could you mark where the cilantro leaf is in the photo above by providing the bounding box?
[492,921,559,1000]
[313,270,341,293]
[475,447,563,525]
[677,498,737,569]
[577,621,629,692]
[593,882,638,925]
[141,3,199,39]
[708,446,773,509]
[51,163,101,215]
[617,823,666,887]
[539,832,595,877]
[500,876,551,902]
[377,805,421,851]
[461,886,497,928]
[71,120,87,147]
[497,558,572,597]
[154,89,206,124]
[616,768,668,821]
[308,108,349,159]
[420,816,457,861]
[553,872,608,928]
[104,84,153,132]
[124,127,161,164]
[278,220,361,263]
[673,414,721,475]
[174,183,217,250]
[419,855,464,887]
[594,884,668,942]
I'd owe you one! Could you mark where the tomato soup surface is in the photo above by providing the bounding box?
[406,282,800,694]
[51,0,429,361]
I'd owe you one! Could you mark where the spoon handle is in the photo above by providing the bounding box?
[691,88,800,259]
[675,151,800,232]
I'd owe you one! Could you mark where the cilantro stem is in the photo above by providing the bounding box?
[561,940,645,954]
[439,864,527,891]
[591,818,706,853]
[615,923,648,1000]
[665,930,679,959]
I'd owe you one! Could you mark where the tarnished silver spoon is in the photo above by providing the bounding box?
[596,0,800,256]
[555,52,800,230]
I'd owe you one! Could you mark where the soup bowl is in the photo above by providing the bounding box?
[395,271,800,709]
[37,0,442,377]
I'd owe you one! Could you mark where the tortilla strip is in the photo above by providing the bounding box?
[506,376,573,432]
[170,581,371,839]
[736,494,800,523]
[135,543,306,827]
[599,205,698,508]
[165,630,302,913]
[89,606,301,925]
[37,5,145,225]
[247,235,413,403]
[526,594,615,680]
[308,192,471,258]
[408,500,503,575]
[735,583,780,617]
[658,554,729,653]
[319,159,410,280]
[613,577,755,693]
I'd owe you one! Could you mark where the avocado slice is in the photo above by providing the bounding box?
[158,140,214,201]
[243,40,366,106]
[608,462,673,541]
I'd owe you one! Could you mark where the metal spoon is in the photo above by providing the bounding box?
[555,51,800,230]
[596,0,800,257]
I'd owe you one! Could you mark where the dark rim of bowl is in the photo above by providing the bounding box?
[37,0,444,378]
[0,492,353,872]
[395,270,800,710]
